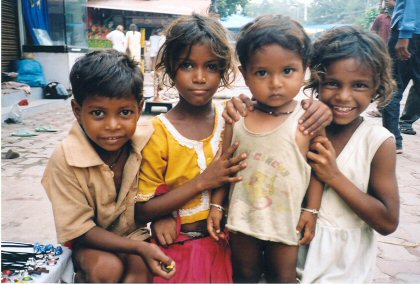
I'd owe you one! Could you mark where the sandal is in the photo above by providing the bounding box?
[35,126,59,132]
[11,130,38,137]
[400,126,416,135]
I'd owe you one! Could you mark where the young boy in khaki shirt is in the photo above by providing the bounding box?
[42,50,175,282]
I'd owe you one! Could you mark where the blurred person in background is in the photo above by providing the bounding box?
[371,0,395,44]
[382,0,420,153]
[368,0,396,118]
[149,29,161,71]
[125,23,142,66]
[106,25,126,53]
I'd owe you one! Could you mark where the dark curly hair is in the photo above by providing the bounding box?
[236,14,312,69]
[70,49,143,105]
[304,25,395,108]
[155,13,236,88]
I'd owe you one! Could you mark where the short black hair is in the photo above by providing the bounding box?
[70,49,144,105]
[236,14,312,69]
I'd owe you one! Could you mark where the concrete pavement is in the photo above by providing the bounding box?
[1,72,419,283]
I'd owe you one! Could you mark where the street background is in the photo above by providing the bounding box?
[1,72,420,282]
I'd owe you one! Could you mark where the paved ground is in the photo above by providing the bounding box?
[1,73,419,282]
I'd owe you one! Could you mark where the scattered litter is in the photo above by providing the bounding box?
[5,104,23,123]
[1,149,20,159]
[18,99,29,106]
[4,118,20,124]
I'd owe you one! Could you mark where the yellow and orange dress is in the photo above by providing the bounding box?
[136,103,232,283]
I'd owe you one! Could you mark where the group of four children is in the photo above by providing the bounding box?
[42,12,399,283]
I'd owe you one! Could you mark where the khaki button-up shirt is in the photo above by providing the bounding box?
[42,120,154,244]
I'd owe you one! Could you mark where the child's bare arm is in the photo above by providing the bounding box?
[208,186,228,241]
[75,226,175,279]
[208,123,236,240]
[223,95,332,135]
[308,136,399,235]
[135,141,247,224]
[297,174,324,245]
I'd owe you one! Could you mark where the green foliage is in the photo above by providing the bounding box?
[236,0,380,29]
[88,39,112,49]
[212,0,249,18]
[244,0,301,20]
[307,0,378,25]
[358,7,380,29]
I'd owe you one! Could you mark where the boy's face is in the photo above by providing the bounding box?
[71,95,143,152]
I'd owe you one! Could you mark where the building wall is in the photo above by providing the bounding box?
[1,0,21,73]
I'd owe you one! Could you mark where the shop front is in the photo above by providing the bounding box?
[2,0,210,88]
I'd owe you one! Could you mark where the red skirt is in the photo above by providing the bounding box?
[154,232,232,283]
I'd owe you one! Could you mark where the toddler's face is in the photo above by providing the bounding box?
[240,44,305,108]
[319,58,375,125]
[72,95,142,152]
[174,41,222,107]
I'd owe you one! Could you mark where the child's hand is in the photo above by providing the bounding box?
[307,135,341,183]
[222,94,254,124]
[296,211,317,245]
[151,216,177,246]
[299,100,332,135]
[207,207,226,241]
[196,142,247,191]
[140,242,176,279]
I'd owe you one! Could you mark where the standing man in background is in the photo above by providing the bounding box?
[106,25,126,53]
[368,0,396,118]
[148,29,164,71]
[125,24,142,66]
[371,0,394,44]
[396,0,420,136]
[382,0,420,153]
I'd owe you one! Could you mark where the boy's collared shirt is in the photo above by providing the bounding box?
[42,120,154,244]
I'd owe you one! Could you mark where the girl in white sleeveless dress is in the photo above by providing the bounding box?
[298,26,400,283]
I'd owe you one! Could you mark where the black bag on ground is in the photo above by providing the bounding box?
[44,82,71,99]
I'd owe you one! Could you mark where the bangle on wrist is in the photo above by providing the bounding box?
[210,203,225,212]
[301,207,319,216]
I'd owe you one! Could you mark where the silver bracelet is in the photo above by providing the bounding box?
[210,203,225,212]
[301,207,319,215]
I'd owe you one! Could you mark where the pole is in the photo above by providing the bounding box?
[140,28,145,73]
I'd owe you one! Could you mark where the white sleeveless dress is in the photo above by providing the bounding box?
[298,120,393,283]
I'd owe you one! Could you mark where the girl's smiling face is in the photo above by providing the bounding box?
[174,41,222,107]
[319,58,376,125]
[72,95,142,152]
